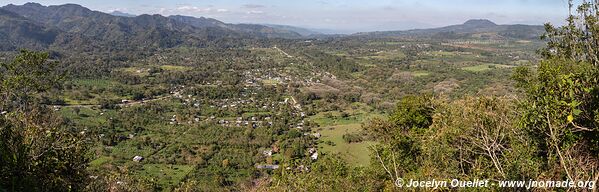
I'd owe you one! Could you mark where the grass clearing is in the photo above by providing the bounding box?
[110,139,164,160]
[262,79,281,85]
[309,103,382,127]
[325,50,349,57]
[511,60,531,65]
[121,67,150,77]
[311,105,382,166]
[317,124,375,166]
[72,79,122,89]
[160,65,192,71]
[461,63,512,72]
[412,71,431,77]
[360,50,406,60]
[309,112,361,127]
[137,164,194,191]
[366,41,402,46]
[58,107,113,127]
[89,156,113,167]
[425,51,459,56]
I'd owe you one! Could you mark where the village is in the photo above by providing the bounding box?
[76,56,333,174]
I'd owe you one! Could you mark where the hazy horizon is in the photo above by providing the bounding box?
[0,0,572,34]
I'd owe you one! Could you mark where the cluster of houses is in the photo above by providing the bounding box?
[215,116,274,128]
[148,65,326,170]
[445,40,507,45]
[420,50,474,57]
[241,68,339,89]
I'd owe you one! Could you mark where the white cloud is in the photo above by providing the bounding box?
[247,10,264,14]
[177,6,209,12]
[105,7,130,13]
[152,6,230,16]
[242,4,265,9]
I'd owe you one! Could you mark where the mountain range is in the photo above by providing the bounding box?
[0,3,310,51]
[109,11,136,18]
[354,19,545,40]
[0,3,545,51]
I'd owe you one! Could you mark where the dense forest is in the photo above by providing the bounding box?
[1,0,598,191]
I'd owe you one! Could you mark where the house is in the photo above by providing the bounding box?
[263,149,273,156]
[133,156,144,162]
[297,165,309,171]
[312,133,321,138]
[311,152,318,160]
[256,164,279,169]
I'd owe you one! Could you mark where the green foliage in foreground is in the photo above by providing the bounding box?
[268,2,599,191]
[2,1,599,191]
[0,50,88,191]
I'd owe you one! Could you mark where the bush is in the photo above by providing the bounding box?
[342,133,363,143]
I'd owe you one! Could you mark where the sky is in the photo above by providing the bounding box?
[0,0,573,33]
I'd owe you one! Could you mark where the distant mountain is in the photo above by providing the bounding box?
[169,15,303,39]
[109,11,136,17]
[168,15,228,28]
[462,19,498,28]
[0,3,222,49]
[0,3,547,52]
[354,19,545,40]
[0,3,308,51]
[263,24,322,37]
[227,23,303,39]
[0,8,59,50]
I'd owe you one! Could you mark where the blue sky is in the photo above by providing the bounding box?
[0,0,572,33]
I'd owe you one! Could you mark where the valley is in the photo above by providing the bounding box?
[3,1,597,192]
[39,35,541,190]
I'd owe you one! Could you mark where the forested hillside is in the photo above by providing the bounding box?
[1,1,598,191]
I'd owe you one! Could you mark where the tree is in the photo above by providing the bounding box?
[0,50,88,191]
[515,0,599,184]
[267,156,383,191]
[425,97,540,181]
[0,50,63,111]
[365,95,434,184]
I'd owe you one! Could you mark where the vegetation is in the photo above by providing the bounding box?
[0,50,88,191]
[270,1,599,191]
[0,1,597,191]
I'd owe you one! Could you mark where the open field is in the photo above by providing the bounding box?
[317,124,375,166]
[160,65,192,71]
[412,70,431,77]
[359,50,406,60]
[137,164,195,191]
[262,79,281,85]
[461,63,513,72]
